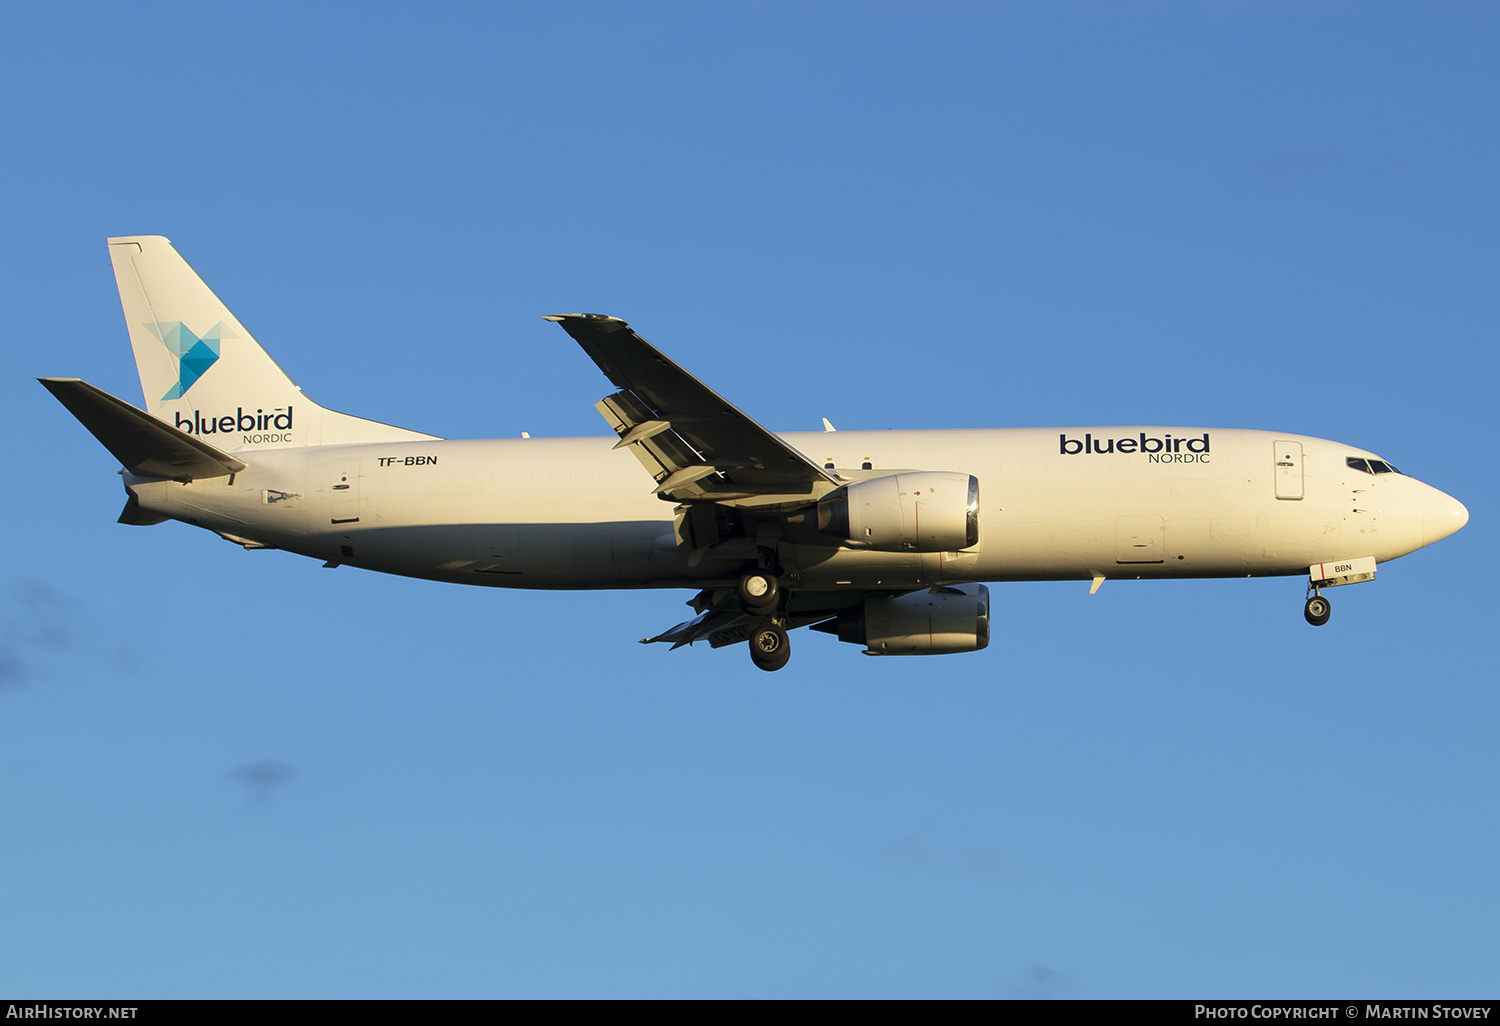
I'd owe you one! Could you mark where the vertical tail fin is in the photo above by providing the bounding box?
[107,236,436,450]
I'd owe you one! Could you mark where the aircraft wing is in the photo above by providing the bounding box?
[546,314,838,505]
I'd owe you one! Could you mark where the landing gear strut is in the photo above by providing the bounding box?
[749,624,791,672]
[1304,591,1331,627]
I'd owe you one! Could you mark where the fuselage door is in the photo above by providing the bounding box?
[327,459,362,524]
[1274,440,1304,500]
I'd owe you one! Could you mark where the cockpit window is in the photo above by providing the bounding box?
[1346,457,1371,474]
[1347,456,1403,476]
[1370,460,1400,475]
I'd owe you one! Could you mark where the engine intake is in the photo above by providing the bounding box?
[813,583,990,656]
[817,472,979,552]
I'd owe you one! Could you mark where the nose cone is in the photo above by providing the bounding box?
[1423,487,1469,547]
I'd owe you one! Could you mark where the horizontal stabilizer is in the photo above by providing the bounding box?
[40,378,246,481]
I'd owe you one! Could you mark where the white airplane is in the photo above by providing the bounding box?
[43,236,1469,671]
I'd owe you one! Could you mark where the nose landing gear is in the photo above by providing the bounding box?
[1303,557,1376,627]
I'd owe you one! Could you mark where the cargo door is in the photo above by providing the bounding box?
[1274,440,1304,500]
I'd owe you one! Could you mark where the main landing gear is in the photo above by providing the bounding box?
[736,570,779,617]
[749,624,791,672]
[739,569,790,671]
[1304,590,1331,627]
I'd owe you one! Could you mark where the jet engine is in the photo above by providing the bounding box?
[813,583,990,656]
[817,472,979,552]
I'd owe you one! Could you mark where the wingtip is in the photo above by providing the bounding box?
[541,312,630,327]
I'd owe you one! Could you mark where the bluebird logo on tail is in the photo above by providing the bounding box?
[145,321,233,400]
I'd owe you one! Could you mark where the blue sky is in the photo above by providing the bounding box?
[1,1,1494,998]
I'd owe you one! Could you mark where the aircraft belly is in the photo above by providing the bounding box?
[781,546,927,589]
[515,523,623,586]
[306,521,639,587]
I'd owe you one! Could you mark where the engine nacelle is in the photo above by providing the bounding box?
[813,584,990,656]
[817,471,979,552]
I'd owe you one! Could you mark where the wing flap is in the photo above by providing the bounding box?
[595,389,706,493]
[40,377,246,481]
[640,607,752,649]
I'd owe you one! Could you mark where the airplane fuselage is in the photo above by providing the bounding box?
[127,425,1462,591]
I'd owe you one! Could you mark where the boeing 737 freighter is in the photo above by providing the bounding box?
[42,236,1469,670]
